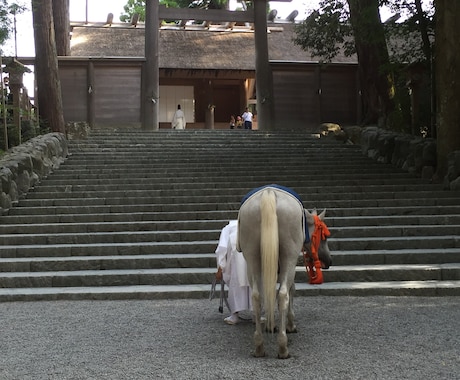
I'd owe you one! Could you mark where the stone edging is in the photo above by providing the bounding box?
[0,133,68,212]
[322,124,460,190]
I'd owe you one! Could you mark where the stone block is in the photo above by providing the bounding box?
[0,132,67,212]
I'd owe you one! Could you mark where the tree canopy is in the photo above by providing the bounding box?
[0,0,27,54]
[120,0,230,22]
[293,0,434,131]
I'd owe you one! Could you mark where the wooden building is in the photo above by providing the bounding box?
[65,20,359,130]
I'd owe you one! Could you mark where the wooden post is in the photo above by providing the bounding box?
[143,0,159,130]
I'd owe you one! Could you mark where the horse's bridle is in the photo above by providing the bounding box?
[303,214,330,284]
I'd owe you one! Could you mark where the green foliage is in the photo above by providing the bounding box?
[293,0,434,133]
[293,0,352,62]
[384,1,434,65]
[120,0,145,22]
[0,1,28,53]
[0,1,10,47]
[120,0,229,22]
[293,0,434,65]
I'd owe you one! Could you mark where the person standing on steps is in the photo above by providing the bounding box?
[235,115,243,129]
[215,220,252,325]
[229,115,236,129]
[241,107,253,130]
[171,104,186,129]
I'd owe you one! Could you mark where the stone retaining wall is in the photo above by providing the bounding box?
[341,125,460,190]
[0,133,68,212]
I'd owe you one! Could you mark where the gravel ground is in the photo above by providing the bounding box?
[1,296,459,380]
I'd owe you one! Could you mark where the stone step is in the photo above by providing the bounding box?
[0,210,237,224]
[7,199,460,218]
[13,196,460,209]
[1,235,458,260]
[1,248,459,272]
[39,176,431,187]
[1,129,459,301]
[1,280,458,302]
[46,172,414,184]
[0,221,458,239]
[0,219,229,234]
[30,182,443,195]
[329,235,459,251]
[0,229,221,245]
[24,188,451,201]
[1,263,459,289]
[3,210,460,228]
[320,263,460,283]
[0,241,217,258]
[56,160,395,169]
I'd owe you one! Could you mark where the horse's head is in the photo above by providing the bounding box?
[305,209,332,269]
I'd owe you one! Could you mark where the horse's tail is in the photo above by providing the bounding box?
[260,189,279,333]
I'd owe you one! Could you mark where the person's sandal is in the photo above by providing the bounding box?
[224,314,239,325]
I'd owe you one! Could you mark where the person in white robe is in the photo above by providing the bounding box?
[171,104,186,129]
[215,220,252,325]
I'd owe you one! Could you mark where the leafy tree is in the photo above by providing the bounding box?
[348,0,396,127]
[0,0,27,54]
[293,0,353,62]
[293,0,434,130]
[120,0,229,22]
[382,0,434,64]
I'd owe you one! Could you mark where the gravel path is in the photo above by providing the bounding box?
[1,296,459,380]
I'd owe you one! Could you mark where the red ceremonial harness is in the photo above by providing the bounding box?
[303,214,330,284]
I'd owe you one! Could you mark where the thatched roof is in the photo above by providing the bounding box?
[70,22,357,69]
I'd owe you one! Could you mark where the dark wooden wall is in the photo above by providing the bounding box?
[59,59,143,127]
[58,58,360,129]
[272,62,360,129]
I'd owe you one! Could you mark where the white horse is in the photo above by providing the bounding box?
[237,185,332,359]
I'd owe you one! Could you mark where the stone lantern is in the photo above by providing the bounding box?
[4,58,31,145]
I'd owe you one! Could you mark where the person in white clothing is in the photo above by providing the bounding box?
[215,220,252,325]
[171,104,186,129]
[241,107,253,130]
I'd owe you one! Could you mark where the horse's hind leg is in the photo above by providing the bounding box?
[277,283,290,359]
[252,281,265,357]
[287,283,297,333]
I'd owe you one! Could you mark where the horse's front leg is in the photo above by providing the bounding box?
[277,283,290,359]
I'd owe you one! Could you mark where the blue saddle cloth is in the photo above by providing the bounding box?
[240,184,303,206]
[240,184,309,243]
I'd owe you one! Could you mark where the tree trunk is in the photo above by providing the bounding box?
[435,0,460,178]
[347,0,395,126]
[254,0,274,130]
[52,0,70,56]
[32,0,65,133]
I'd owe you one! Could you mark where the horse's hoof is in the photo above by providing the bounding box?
[253,351,266,358]
[287,327,297,334]
[278,352,291,359]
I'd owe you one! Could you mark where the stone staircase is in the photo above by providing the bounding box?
[1,129,459,301]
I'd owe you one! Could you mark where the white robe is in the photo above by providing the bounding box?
[215,220,252,313]
[171,109,186,129]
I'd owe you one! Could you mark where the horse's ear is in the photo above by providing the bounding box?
[318,209,327,220]
[305,209,315,224]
